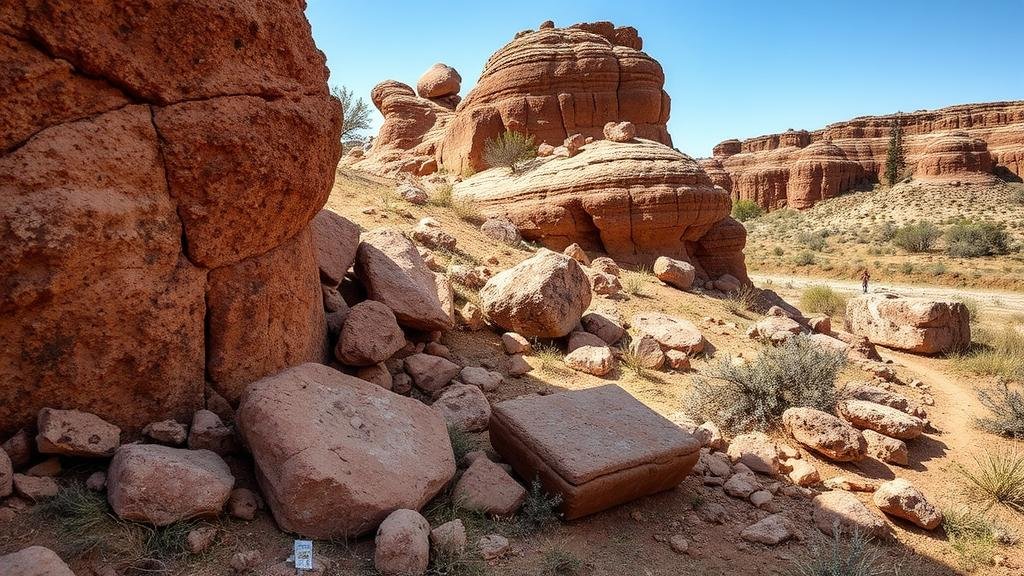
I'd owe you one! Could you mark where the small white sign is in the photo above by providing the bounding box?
[294,540,314,571]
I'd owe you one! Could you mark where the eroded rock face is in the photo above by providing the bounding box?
[0,0,341,436]
[712,101,1024,210]
[437,22,672,175]
[237,363,455,539]
[845,295,970,354]
[455,140,747,278]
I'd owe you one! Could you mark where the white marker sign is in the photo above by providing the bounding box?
[294,540,314,571]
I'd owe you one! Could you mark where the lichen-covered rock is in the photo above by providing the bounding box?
[845,295,970,354]
[480,249,591,338]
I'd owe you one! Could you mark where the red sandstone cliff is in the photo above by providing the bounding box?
[708,101,1024,210]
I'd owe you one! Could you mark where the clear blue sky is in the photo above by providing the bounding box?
[307,0,1024,157]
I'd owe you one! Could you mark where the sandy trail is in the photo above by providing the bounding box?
[750,272,1024,313]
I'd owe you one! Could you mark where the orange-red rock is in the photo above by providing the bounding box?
[206,228,328,404]
[437,22,672,175]
[453,139,748,281]
[713,101,1024,210]
[1,1,340,435]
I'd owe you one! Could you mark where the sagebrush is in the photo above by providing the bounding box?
[891,220,941,252]
[683,336,846,432]
[945,220,1011,258]
[800,285,847,317]
[483,131,536,174]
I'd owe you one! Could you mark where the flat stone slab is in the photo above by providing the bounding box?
[489,384,700,520]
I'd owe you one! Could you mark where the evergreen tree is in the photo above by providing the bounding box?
[884,116,906,186]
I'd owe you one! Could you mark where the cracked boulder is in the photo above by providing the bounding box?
[0,1,341,436]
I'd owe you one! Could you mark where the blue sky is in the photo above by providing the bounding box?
[307,0,1024,157]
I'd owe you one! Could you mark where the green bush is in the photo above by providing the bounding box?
[794,250,816,266]
[891,220,941,252]
[976,381,1024,438]
[800,285,847,317]
[682,336,846,433]
[798,230,828,252]
[483,131,536,174]
[791,526,894,576]
[731,199,764,222]
[945,221,1011,258]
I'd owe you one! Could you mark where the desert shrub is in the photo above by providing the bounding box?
[621,267,652,297]
[798,230,828,252]
[954,449,1024,513]
[925,262,947,276]
[428,183,454,207]
[39,483,197,564]
[724,283,761,316]
[945,220,1011,258]
[899,261,914,275]
[731,199,764,222]
[451,199,484,225]
[772,246,785,256]
[799,285,846,317]
[943,507,1002,572]
[541,548,583,576]
[534,343,566,374]
[891,220,941,252]
[1012,187,1024,205]
[447,424,475,463]
[682,336,846,433]
[952,324,1024,380]
[483,131,536,174]
[790,526,896,576]
[617,338,653,382]
[976,381,1024,438]
[794,250,816,266]
[517,479,563,533]
[872,221,897,243]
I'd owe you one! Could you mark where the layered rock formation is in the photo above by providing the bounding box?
[710,101,1024,210]
[0,0,342,436]
[452,139,748,282]
[436,21,672,175]
[353,21,673,177]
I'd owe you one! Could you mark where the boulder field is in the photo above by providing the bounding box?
[705,100,1024,210]
[0,0,341,436]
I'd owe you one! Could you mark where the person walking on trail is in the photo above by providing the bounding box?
[860,268,871,294]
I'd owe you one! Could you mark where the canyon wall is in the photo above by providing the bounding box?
[707,101,1024,210]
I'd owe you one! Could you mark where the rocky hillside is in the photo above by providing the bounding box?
[704,100,1024,210]
[745,180,1024,290]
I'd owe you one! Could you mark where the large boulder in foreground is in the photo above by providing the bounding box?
[845,295,970,354]
[237,363,456,538]
[355,228,453,332]
[107,444,234,526]
[0,546,75,576]
[480,249,591,338]
[490,384,700,520]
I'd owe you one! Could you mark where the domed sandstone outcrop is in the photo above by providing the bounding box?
[0,0,342,437]
[437,22,673,175]
[915,131,996,182]
[452,139,748,280]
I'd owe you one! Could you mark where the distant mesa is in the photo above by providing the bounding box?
[710,101,1024,210]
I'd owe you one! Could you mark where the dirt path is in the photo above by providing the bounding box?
[750,272,1024,313]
